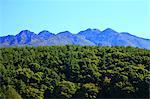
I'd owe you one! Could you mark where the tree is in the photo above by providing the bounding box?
[0,45,149,98]
[5,86,22,99]
[76,83,100,99]
[54,81,77,98]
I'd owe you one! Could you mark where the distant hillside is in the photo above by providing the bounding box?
[0,28,150,49]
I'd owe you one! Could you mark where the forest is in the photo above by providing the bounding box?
[0,45,150,98]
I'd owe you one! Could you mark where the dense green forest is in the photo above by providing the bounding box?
[0,45,150,98]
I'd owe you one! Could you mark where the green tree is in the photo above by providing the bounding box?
[54,81,77,98]
[5,86,22,99]
[77,83,100,99]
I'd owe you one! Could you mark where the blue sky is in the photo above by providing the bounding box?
[0,0,150,38]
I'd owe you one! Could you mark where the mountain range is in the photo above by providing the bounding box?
[0,28,150,49]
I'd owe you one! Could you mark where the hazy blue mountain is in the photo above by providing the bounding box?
[77,28,101,44]
[117,32,150,49]
[77,28,150,49]
[0,28,150,49]
[38,30,54,40]
[0,30,36,47]
[36,31,95,46]
[16,30,37,44]
[0,35,16,46]
[77,28,120,45]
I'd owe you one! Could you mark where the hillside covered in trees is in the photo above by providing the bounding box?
[0,45,150,98]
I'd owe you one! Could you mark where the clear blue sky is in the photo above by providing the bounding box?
[0,0,150,38]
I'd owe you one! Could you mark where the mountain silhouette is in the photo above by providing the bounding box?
[0,28,150,49]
